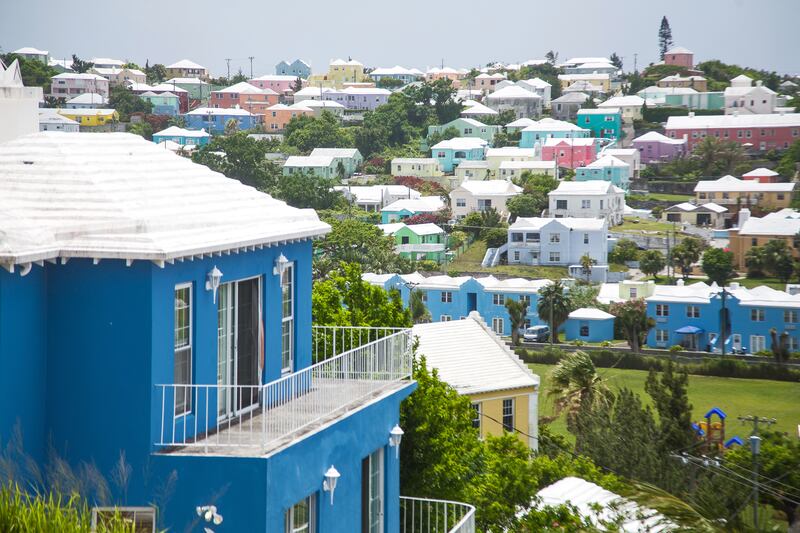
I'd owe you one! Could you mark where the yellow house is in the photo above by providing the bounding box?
[58,108,119,127]
[694,175,795,214]
[307,58,367,88]
[557,73,611,92]
[412,313,540,449]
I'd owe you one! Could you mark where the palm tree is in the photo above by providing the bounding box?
[579,253,597,283]
[409,290,431,324]
[548,350,611,432]
[537,281,572,344]
[224,118,239,136]
[504,298,529,346]
[745,245,767,277]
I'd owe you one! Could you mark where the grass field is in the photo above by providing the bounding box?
[615,217,680,237]
[643,276,787,290]
[645,193,694,202]
[449,240,568,280]
[529,362,800,438]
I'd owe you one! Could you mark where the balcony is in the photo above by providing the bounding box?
[400,497,476,533]
[156,326,413,456]
[395,243,446,253]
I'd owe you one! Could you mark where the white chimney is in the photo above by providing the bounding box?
[677,278,685,286]
[688,111,695,118]
[729,282,740,290]
[0,59,43,143]
[738,208,751,226]
[756,80,763,87]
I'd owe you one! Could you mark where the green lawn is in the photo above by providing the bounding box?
[529,363,800,439]
[449,240,568,280]
[734,277,787,290]
[645,193,694,202]
[615,217,680,236]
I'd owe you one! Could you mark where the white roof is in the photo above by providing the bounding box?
[536,477,672,532]
[330,58,363,66]
[52,72,107,81]
[283,155,335,168]
[309,148,360,159]
[543,137,596,147]
[382,196,445,213]
[454,180,522,196]
[215,82,277,95]
[633,131,686,144]
[738,216,800,237]
[92,67,146,77]
[339,86,391,95]
[486,85,542,100]
[550,181,623,196]
[486,147,537,158]
[603,148,638,157]
[431,137,488,150]
[251,74,298,82]
[519,77,551,88]
[90,58,125,67]
[412,313,539,395]
[293,86,332,97]
[577,62,617,70]
[404,223,445,236]
[38,112,78,125]
[167,59,206,70]
[335,185,419,204]
[742,167,779,178]
[0,133,329,265]
[694,175,794,193]
[505,118,537,128]
[647,281,800,309]
[585,155,629,168]
[569,308,615,320]
[666,46,693,54]
[476,275,551,293]
[14,47,48,55]
[369,65,420,76]
[186,107,255,117]
[58,108,116,117]
[511,217,606,231]
[598,95,645,108]
[456,161,489,169]
[564,57,612,65]
[376,223,406,235]
[551,92,590,103]
[150,82,189,93]
[667,113,800,129]
[302,99,345,109]
[392,157,439,165]
[154,126,210,138]
[286,103,314,112]
[522,118,588,133]
[66,93,107,104]
[165,77,207,85]
[577,107,620,115]
[460,100,498,116]
[559,73,610,81]
[499,160,557,171]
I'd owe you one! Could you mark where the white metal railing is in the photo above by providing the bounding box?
[312,325,409,363]
[395,243,446,253]
[156,327,412,453]
[400,496,476,533]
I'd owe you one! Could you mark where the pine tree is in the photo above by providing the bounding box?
[645,361,694,453]
[658,16,674,60]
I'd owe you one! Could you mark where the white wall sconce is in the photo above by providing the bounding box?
[322,465,340,505]
[273,253,289,277]
[196,504,223,528]
[205,266,223,303]
[389,425,404,458]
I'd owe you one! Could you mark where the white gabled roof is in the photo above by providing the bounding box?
[460,100,498,116]
[90,57,125,67]
[486,85,542,100]
[392,157,439,165]
[412,313,540,395]
[52,72,107,81]
[486,147,537,158]
[431,137,488,150]
[598,95,645,108]
[153,126,210,138]
[522,118,588,133]
[499,160,557,171]
[577,107,620,115]
[302,99,345,109]
[38,112,78,125]
[57,108,117,117]
[167,59,207,70]
[283,155,336,168]
[454,180,522,196]
[742,167,779,178]
[150,82,189,93]
[215,81,276,95]
[511,216,606,231]
[633,131,687,144]
[66,93,107,105]
[694,175,794,193]
[505,117,537,128]
[405,223,445,236]
[186,107,255,117]
[309,148,361,159]
[543,137,596,147]
[667,113,800,129]
[340,86,391,95]
[165,77,208,85]
[376,223,406,235]
[738,216,800,237]
[252,74,298,82]
[569,308,615,320]
[585,155,629,168]
[14,47,48,55]
[550,181,622,196]
[382,196,445,213]
[456,160,489,169]
[666,46,693,54]
[0,133,329,265]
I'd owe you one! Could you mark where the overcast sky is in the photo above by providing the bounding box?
[2,0,797,77]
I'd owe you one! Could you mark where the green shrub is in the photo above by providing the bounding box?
[669,345,684,352]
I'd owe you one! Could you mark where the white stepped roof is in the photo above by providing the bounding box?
[14,47,48,55]
[511,216,606,231]
[569,308,615,320]
[486,85,542,100]
[585,155,629,168]
[666,46,693,54]
[412,313,540,395]
[599,95,645,108]
[499,160,557,171]
[455,180,522,196]
[738,215,800,237]
[550,181,623,195]
[694,175,794,193]
[460,100,498,116]
[153,126,210,138]
[522,118,588,132]
[165,77,207,85]
[543,137,596,147]
[309,148,361,159]
[0,133,329,265]
[486,147,537,157]
[404,223,445,236]
[52,72,107,81]
[167,59,207,70]
[431,137,488,150]
[633,131,686,144]
[667,113,800,129]
[382,196,445,213]
[66,93,107,104]
[742,167,779,178]
[215,82,277,95]
[505,117,537,128]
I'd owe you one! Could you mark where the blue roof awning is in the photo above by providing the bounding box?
[675,325,704,334]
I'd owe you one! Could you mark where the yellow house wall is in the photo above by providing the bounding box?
[467,386,537,448]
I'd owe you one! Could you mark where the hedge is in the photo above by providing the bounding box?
[642,106,724,124]
[516,347,800,383]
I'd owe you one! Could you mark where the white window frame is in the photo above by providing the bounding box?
[549,251,560,262]
[92,507,156,533]
[285,494,316,533]
[750,335,766,353]
[686,305,700,318]
[502,398,514,432]
[785,310,798,323]
[440,315,451,322]
[366,448,385,533]
[581,199,591,209]
[656,304,669,317]
[441,291,452,303]
[471,402,481,432]
[750,308,765,322]
[549,233,561,244]
[656,329,669,343]
[174,283,193,417]
[492,317,504,334]
[281,262,295,373]
[493,293,505,306]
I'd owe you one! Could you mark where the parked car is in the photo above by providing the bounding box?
[523,325,550,342]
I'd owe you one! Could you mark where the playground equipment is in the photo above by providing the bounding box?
[691,407,743,453]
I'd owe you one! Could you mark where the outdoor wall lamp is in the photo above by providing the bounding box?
[196,504,223,526]
[322,465,340,505]
[205,266,223,303]
[273,253,289,277]
[389,425,404,458]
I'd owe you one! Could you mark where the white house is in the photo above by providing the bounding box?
[517,77,552,107]
[450,180,522,219]
[505,117,537,132]
[460,100,499,119]
[485,147,538,175]
[335,185,420,212]
[724,75,777,115]
[391,158,444,179]
[507,217,608,268]
[454,161,490,182]
[485,85,543,119]
[600,147,641,180]
[38,111,79,132]
[598,95,645,123]
[65,93,108,109]
[498,160,558,181]
[1,59,43,143]
[548,181,625,226]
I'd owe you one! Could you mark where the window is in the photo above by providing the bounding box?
[93,507,156,533]
[751,308,765,322]
[656,304,669,317]
[281,263,295,372]
[751,237,758,246]
[549,251,560,262]
[456,198,466,207]
[511,232,523,242]
[286,495,315,533]
[420,291,428,302]
[174,284,192,416]
[441,291,452,303]
[687,305,700,318]
[513,251,520,261]
[581,199,591,209]
[492,317,504,334]
[778,193,785,201]
[471,403,481,430]
[549,233,560,244]
[580,322,589,337]
[362,449,384,533]
[520,294,531,305]
[440,315,451,322]
[493,293,505,306]
[785,310,798,323]
[526,232,540,243]
[656,329,669,343]
[630,288,638,298]
[477,199,492,211]
[502,399,514,432]
[583,233,589,245]
[750,335,766,353]
[556,199,568,209]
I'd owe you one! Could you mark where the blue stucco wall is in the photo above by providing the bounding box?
[576,112,622,139]
[0,268,48,463]
[564,317,615,342]
[185,114,261,134]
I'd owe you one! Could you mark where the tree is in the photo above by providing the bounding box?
[314,219,402,276]
[745,245,768,278]
[579,253,597,283]
[545,50,559,65]
[0,54,58,93]
[70,54,94,73]
[107,85,153,121]
[224,118,239,135]
[273,171,346,210]
[762,239,795,283]
[425,126,459,148]
[608,238,640,264]
[537,281,572,343]
[548,351,611,433]
[409,290,431,324]
[640,249,666,280]
[483,227,507,249]
[507,194,544,219]
[610,52,623,70]
[285,111,353,152]
[658,16,674,60]
[610,299,654,353]
[479,207,503,236]
[775,140,800,179]
[191,132,281,191]
[644,361,694,453]
[692,137,745,176]
[376,77,404,89]
[671,237,704,280]
[127,121,153,140]
[701,248,735,286]
[505,298,529,346]
[144,62,167,84]
[292,76,303,93]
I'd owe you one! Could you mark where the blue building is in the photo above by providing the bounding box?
[276,59,312,79]
[574,155,632,191]
[430,137,488,173]
[152,125,211,148]
[645,281,800,353]
[363,272,553,336]
[518,118,590,148]
[564,308,615,342]
[185,107,261,134]
[575,108,622,140]
[0,131,458,532]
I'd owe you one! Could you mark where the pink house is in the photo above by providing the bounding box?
[249,75,300,96]
[263,103,313,132]
[632,131,687,163]
[541,138,597,169]
[664,46,694,69]
[665,113,800,152]
[210,82,279,116]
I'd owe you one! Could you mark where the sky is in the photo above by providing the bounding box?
[2,0,798,77]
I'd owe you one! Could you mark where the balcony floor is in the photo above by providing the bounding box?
[160,377,412,457]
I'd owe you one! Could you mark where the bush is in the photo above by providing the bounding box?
[483,228,508,249]
[669,345,684,352]
[415,260,439,272]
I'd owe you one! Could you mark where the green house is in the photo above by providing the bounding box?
[379,222,447,262]
[428,118,500,145]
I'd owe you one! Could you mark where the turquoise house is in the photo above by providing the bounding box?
[576,108,622,140]
[152,126,211,147]
[519,118,591,148]
[427,118,500,146]
[380,197,446,224]
[565,308,616,342]
[431,137,488,173]
[139,91,181,115]
[575,155,631,190]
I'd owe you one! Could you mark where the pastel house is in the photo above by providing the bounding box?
[211,82,279,116]
[665,113,800,152]
[664,46,694,68]
[498,160,558,181]
[49,72,109,98]
[165,77,210,100]
[381,196,446,223]
[519,118,590,148]
[378,222,447,262]
[430,137,488,172]
[575,155,631,190]
[632,131,687,163]
[185,107,260,134]
[598,95,644,123]
[541,138,597,169]
[57,108,118,128]
[335,185,420,212]
[264,103,313,131]
[165,59,209,81]
[250,75,301,96]
[309,148,363,177]
[275,59,311,79]
[565,308,615,342]
[65,93,107,109]
[38,111,79,132]
[427,118,500,145]
[485,147,538,176]
[460,100,499,119]
[485,85,543,119]
[449,180,522,219]
[391,158,444,179]
[152,126,211,148]
[323,87,391,111]
[548,180,625,226]
[576,108,622,140]
[551,92,590,121]
[282,155,339,178]
[661,202,727,228]
[368,65,423,85]
[507,217,609,269]
[138,91,180,115]
[455,160,491,181]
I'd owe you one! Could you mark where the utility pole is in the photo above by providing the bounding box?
[633,53,638,73]
[225,58,232,80]
[248,56,255,79]
[738,415,776,531]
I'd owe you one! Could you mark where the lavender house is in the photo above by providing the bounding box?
[323,87,391,111]
[632,131,687,164]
